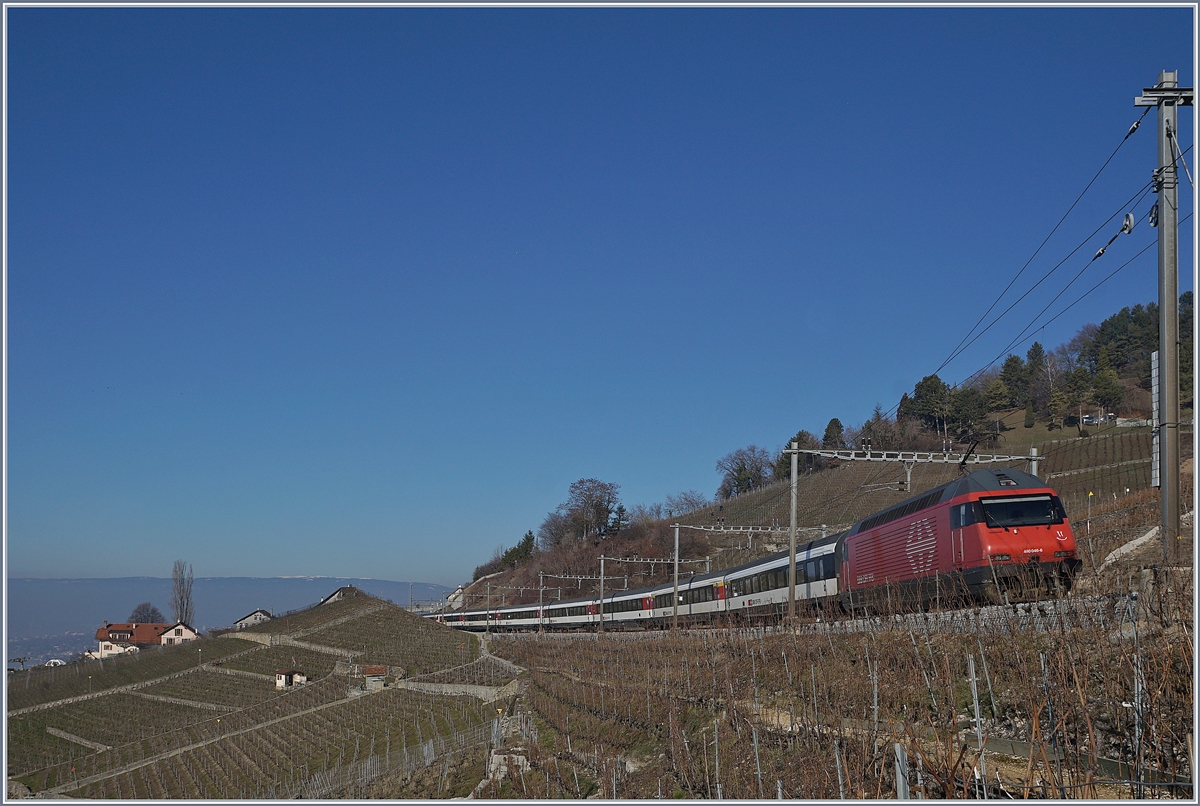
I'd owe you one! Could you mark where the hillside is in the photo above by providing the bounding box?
[6,587,504,798]
[455,418,1192,608]
[6,576,452,667]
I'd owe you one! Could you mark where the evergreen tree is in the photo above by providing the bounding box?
[1026,342,1049,412]
[949,387,987,441]
[822,418,846,450]
[773,430,821,480]
[1000,355,1030,407]
[608,505,629,533]
[910,375,950,430]
[1092,368,1124,412]
[1047,389,1069,430]
[985,379,1011,412]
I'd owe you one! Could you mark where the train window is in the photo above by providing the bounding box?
[979,494,1064,527]
[822,555,835,580]
[952,502,984,529]
[806,560,817,581]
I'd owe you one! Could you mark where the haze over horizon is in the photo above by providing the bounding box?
[6,7,1194,589]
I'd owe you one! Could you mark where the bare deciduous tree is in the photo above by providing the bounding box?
[716,446,773,500]
[537,510,572,551]
[664,490,709,515]
[128,602,165,624]
[563,478,621,541]
[170,560,194,627]
[628,502,665,525]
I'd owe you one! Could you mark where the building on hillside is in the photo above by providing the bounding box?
[160,623,199,646]
[362,665,387,691]
[275,669,308,688]
[320,585,359,606]
[234,609,272,630]
[446,586,465,610]
[88,621,169,659]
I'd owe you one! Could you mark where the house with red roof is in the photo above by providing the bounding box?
[87,620,197,659]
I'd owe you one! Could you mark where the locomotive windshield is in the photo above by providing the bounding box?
[978,494,1066,528]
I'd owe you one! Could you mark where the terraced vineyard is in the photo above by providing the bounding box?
[53,688,494,799]
[239,591,380,635]
[412,655,521,686]
[220,646,340,679]
[140,670,282,708]
[305,607,479,675]
[8,589,498,799]
[6,636,256,711]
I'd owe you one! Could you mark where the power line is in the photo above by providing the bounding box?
[942,140,1192,384]
[934,178,1157,376]
[939,105,1153,375]
[963,192,1157,384]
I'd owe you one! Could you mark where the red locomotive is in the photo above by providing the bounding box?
[838,467,1080,609]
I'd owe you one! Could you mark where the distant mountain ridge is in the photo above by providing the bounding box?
[6,576,451,665]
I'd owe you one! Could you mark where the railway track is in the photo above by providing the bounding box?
[489,593,1157,641]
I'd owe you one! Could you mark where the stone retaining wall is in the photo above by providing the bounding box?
[393,677,521,704]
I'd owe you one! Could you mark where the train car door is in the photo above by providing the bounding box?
[952,503,968,568]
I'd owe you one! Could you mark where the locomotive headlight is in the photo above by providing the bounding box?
[989,554,1011,562]
[1054,550,1074,558]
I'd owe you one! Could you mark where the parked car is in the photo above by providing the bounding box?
[1081,415,1098,425]
[44,659,66,667]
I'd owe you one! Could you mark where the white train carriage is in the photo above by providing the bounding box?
[433,531,844,630]
[600,585,658,626]
[724,534,841,616]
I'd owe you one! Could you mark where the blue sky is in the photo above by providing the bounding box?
[6,7,1194,587]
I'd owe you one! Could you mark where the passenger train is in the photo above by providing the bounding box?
[431,468,1081,631]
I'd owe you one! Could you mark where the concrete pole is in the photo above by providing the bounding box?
[486,583,491,637]
[598,556,605,634]
[788,442,798,624]
[1156,70,1181,563]
[1030,446,1039,479]
[673,524,680,631]
[538,572,544,635]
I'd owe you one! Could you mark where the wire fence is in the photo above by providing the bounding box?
[287,717,503,799]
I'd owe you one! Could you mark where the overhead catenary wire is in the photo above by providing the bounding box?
[954,142,1192,389]
[970,209,1193,471]
[872,176,1161,423]
[944,141,1192,381]
[934,177,1157,376]
[938,105,1154,376]
[962,192,1158,386]
[873,188,1189,447]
